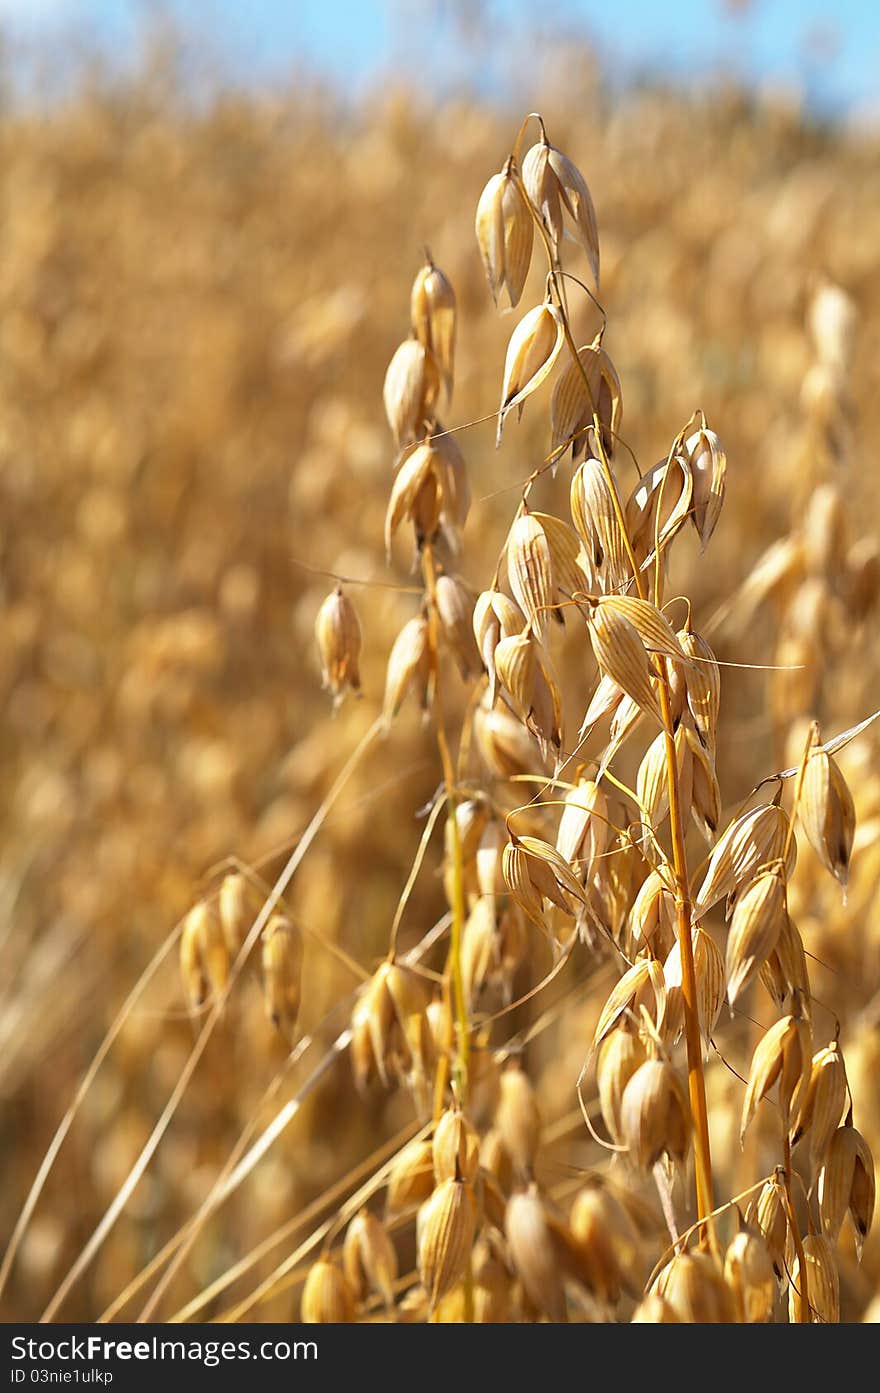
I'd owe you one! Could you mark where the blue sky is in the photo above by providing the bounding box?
[1,1,878,118]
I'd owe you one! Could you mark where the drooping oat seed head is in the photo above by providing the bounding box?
[434,573,479,679]
[261,914,303,1044]
[678,627,721,754]
[218,871,250,954]
[494,626,563,755]
[315,585,362,706]
[495,1062,542,1179]
[473,588,523,705]
[473,697,545,778]
[724,1227,776,1323]
[502,833,587,928]
[504,1186,571,1322]
[694,802,795,919]
[788,1233,839,1324]
[342,1208,398,1309]
[792,1039,848,1160]
[385,1138,435,1214]
[521,138,600,283]
[180,901,228,1011]
[597,1026,649,1146]
[433,1103,480,1185]
[551,340,622,464]
[662,927,725,1046]
[383,613,430,722]
[383,337,440,448]
[592,955,666,1055]
[301,1257,355,1323]
[741,1010,812,1141]
[620,1058,691,1170]
[684,423,726,549]
[817,1125,875,1255]
[799,742,856,891]
[417,1178,477,1308]
[506,511,559,639]
[586,601,662,726]
[385,444,442,556]
[474,160,533,310]
[747,1173,789,1279]
[725,863,787,1008]
[410,257,455,401]
[653,1251,735,1322]
[569,1181,643,1305]
[570,457,630,593]
[496,302,564,447]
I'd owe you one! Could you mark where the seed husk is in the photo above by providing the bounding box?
[474,161,533,310]
[261,914,303,1044]
[788,1233,839,1324]
[495,1062,542,1179]
[417,1178,477,1307]
[620,1058,690,1169]
[799,744,856,890]
[792,1039,848,1159]
[301,1257,355,1323]
[817,1124,875,1254]
[496,303,565,446]
[342,1208,397,1309]
[410,258,455,401]
[724,1228,776,1323]
[315,585,362,705]
[521,138,600,283]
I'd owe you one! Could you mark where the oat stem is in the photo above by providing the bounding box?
[421,541,470,1105]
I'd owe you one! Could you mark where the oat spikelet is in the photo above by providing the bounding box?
[315,585,362,705]
[724,1228,776,1323]
[570,457,629,592]
[496,302,564,446]
[495,1062,542,1179]
[417,1178,477,1307]
[434,573,479,678]
[504,1186,571,1322]
[694,802,794,919]
[180,901,228,1010]
[653,1251,735,1322]
[817,1125,875,1256]
[597,1027,648,1145]
[800,742,856,890]
[383,614,430,722]
[587,600,662,725]
[792,1039,848,1159]
[301,1257,355,1323]
[788,1233,839,1324]
[678,627,721,753]
[385,1139,435,1214]
[620,1058,691,1169]
[741,1011,812,1141]
[261,914,303,1044]
[473,588,523,704]
[507,512,558,638]
[551,341,622,463]
[521,137,600,282]
[383,337,440,447]
[474,161,533,310]
[218,871,249,955]
[385,444,441,555]
[725,864,787,1008]
[684,422,727,548]
[410,257,455,400]
[343,1208,398,1309]
[433,1104,480,1184]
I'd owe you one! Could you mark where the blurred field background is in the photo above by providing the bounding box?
[1,0,880,1321]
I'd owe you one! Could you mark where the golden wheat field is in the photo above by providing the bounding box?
[1,35,880,1325]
